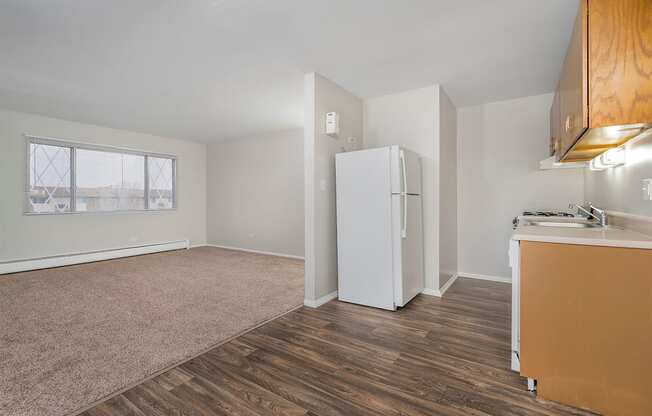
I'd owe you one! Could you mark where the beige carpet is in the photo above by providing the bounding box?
[0,247,304,416]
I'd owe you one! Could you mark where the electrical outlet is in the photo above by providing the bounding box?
[643,179,652,201]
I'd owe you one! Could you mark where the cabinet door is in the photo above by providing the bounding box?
[520,241,651,416]
[550,91,561,158]
[589,0,652,128]
[558,0,588,156]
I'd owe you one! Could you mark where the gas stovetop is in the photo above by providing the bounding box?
[513,210,580,229]
[521,211,575,218]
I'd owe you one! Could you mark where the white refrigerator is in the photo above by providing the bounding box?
[335,145,424,311]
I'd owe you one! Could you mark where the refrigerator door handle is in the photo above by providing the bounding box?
[400,150,407,238]
[401,194,407,238]
[400,149,408,194]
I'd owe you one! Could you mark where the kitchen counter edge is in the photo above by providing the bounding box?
[511,226,652,250]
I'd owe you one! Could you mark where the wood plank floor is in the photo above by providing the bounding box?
[80,278,595,416]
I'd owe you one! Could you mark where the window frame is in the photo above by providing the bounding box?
[24,135,177,215]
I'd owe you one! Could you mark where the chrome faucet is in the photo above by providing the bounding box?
[570,203,608,227]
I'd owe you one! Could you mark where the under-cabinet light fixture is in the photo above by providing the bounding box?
[589,147,626,171]
[601,147,626,166]
[589,157,607,171]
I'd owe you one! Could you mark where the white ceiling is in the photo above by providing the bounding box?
[0,0,578,142]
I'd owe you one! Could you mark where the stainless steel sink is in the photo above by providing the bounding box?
[526,221,602,228]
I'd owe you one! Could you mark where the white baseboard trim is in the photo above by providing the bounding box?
[439,273,459,296]
[0,240,190,275]
[458,272,511,284]
[421,273,459,298]
[204,244,305,261]
[421,287,442,297]
[304,291,338,308]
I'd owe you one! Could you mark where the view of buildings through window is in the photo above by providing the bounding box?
[148,156,175,209]
[28,142,72,213]
[27,139,175,214]
[76,149,146,212]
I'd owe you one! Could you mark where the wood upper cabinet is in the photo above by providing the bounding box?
[550,92,561,156]
[554,0,652,162]
[558,0,588,158]
[590,0,652,127]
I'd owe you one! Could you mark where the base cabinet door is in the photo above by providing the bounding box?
[520,241,651,416]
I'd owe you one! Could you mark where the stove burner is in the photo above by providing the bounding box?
[555,212,574,217]
[515,210,577,229]
[522,211,575,217]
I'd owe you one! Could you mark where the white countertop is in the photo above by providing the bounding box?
[512,224,652,249]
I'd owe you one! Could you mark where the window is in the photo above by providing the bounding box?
[76,149,146,212]
[148,156,175,209]
[28,142,73,213]
[25,136,176,214]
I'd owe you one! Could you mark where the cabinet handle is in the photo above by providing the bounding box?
[565,115,572,133]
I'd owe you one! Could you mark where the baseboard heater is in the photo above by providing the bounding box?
[0,240,190,275]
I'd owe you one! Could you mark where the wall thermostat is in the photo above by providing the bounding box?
[325,112,339,136]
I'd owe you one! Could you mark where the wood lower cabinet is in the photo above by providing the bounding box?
[519,241,651,416]
[554,0,652,162]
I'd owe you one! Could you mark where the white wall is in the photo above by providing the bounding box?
[0,109,207,262]
[304,73,363,303]
[584,130,652,218]
[364,85,440,292]
[206,129,304,257]
[457,93,584,279]
[438,88,457,289]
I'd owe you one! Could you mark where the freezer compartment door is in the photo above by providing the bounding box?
[390,146,422,195]
[392,193,424,307]
[336,147,396,311]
